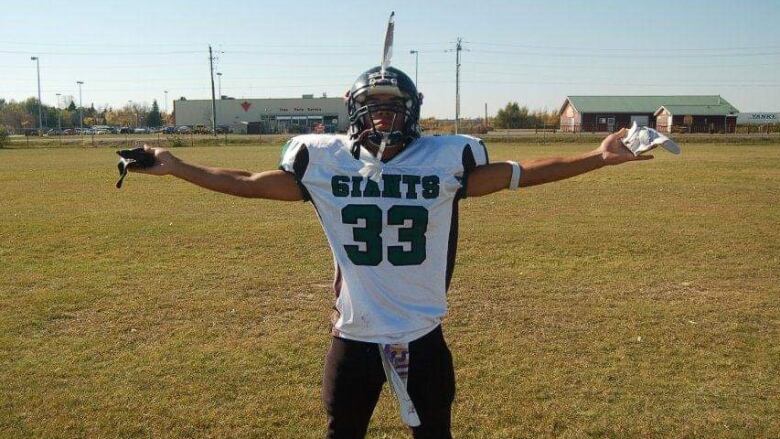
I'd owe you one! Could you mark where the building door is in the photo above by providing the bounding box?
[630,115,649,127]
[607,117,615,132]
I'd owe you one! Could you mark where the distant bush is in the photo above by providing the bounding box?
[463,124,488,135]
[0,127,9,148]
[167,134,185,148]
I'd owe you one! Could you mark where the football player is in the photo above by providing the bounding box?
[134,66,651,438]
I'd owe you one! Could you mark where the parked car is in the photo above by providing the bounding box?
[162,126,176,134]
[215,125,231,134]
[176,125,192,134]
[119,127,133,134]
[133,127,149,134]
[46,128,63,136]
[63,128,76,135]
[193,124,210,134]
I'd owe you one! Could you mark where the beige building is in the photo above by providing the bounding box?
[174,95,349,134]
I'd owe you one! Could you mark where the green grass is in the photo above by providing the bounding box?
[1,142,778,438]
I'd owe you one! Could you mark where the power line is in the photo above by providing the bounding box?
[469,48,780,58]
[0,49,202,56]
[0,40,451,49]
[2,58,777,73]
[464,60,780,69]
[0,45,451,57]
[466,40,780,52]
[463,79,780,87]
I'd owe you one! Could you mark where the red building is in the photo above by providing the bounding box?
[559,95,739,133]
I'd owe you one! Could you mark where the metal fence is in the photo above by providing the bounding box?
[561,124,779,135]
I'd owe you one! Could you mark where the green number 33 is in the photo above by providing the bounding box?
[341,204,429,266]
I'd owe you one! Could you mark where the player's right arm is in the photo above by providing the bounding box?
[132,145,304,201]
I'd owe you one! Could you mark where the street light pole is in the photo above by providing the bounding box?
[217,72,222,99]
[30,56,42,133]
[164,90,168,114]
[76,81,84,130]
[409,50,419,87]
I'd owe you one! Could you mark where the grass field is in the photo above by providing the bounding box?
[1,141,778,438]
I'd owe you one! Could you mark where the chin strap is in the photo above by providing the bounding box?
[357,113,399,182]
[358,134,387,182]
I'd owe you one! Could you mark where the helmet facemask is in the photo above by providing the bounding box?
[352,93,410,148]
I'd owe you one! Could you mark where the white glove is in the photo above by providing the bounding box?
[622,121,681,156]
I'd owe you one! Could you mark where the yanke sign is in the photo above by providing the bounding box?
[737,113,780,124]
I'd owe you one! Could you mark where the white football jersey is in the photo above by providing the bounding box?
[279,134,489,344]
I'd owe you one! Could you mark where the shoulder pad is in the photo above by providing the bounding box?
[419,134,489,167]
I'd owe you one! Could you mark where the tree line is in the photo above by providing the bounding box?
[418,102,560,134]
[1,97,559,135]
[0,98,167,133]
[494,102,559,129]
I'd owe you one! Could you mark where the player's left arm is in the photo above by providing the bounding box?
[466,128,652,197]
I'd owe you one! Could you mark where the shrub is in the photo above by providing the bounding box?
[286,125,305,134]
[167,134,185,148]
[0,127,9,148]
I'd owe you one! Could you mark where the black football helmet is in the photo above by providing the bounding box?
[345,66,422,150]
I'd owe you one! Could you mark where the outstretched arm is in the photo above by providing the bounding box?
[131,145,304,201]
[467,129,652,197]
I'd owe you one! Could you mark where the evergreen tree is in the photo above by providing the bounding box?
[147,100,162,127]
[495,102,525,129]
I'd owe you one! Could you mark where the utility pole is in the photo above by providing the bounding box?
[208,45,217,137]
[30,56,42,133]
[56,93,62,144]
[76,81,84,130]
[484,103,488,128]
[164,90,168,115]
[409,50,419,87]
[56,93,62,131]
[455,38,462,134]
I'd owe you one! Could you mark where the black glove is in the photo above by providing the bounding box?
[116,147,156,189]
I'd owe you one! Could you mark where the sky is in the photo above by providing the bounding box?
[2,0,779,118]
